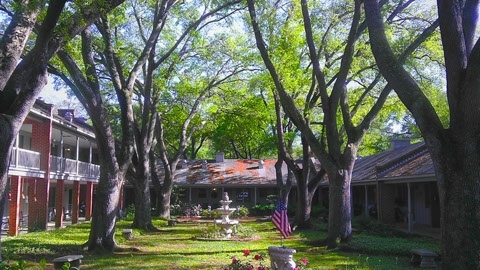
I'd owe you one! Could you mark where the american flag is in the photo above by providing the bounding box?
[272,199,291,238]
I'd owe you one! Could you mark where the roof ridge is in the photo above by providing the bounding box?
[375,143,427,177]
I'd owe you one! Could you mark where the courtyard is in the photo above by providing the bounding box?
[1,215,440,269]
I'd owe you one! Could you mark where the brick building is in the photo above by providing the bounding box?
[3,99,100,236]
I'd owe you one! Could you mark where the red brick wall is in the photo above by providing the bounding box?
[27,178,50,230]
[72,181,80,224]
[378,182,396,225]
[55,180,65,228]
[25,118,52,171]
[85,182,94,221]
[8,176,21,236]
[25,112,53,231]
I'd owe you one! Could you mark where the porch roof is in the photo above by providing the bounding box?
[352,142,435,184]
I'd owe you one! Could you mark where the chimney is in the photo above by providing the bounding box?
[216,152,224,163]
[58,109,75,122]
[258,160,264,169]
[181,159,188,169]
[391,138,411,150]
[202,160,208,169]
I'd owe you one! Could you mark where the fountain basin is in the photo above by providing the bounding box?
[214,219,238,239]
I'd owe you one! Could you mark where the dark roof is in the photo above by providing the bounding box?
[352,142,435,183]
[158,142,436,188]
[172,159,288,187]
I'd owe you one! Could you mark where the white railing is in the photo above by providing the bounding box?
[9,147,41,169]
[49,156,100,178]
[9,147,100,179]
[78,161,100,179]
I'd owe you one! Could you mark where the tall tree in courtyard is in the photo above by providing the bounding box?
[0,0,124,255]
[152,35,249,218]
[247,0,439,247]
[365,0,480,268]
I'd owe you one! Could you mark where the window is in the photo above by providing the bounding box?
[259,188,268,198]
[198,188,207,199]
[211,188,218,199]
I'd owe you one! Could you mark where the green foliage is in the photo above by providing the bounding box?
[200,209,222,219]
[231,206,249,218]
[0,249,45,270]
[310,204,327,218]
[249,203,275,216]
[124,204,135,221]
[234,224,257,239]
[196,224,222,239]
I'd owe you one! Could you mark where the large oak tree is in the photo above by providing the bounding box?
[365,0,480,268]
[247,0,438,247]
[0,0,124,255]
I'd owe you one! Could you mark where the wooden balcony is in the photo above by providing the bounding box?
[9,147,41,169]
[50,156,100,179]
[8,147,100,180]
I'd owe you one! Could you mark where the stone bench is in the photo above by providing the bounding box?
[122,228,133,240]
[53,255,83,269]
[411,249,438,268]
[168,219,178,226]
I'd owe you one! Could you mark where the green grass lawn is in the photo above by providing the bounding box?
[0,217,440,269]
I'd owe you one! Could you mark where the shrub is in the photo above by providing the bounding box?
[184,204,203,217]
[249,204,275,216]
[311,205,327,218]
[200,209,222,219]
[231,206,249,218]
[235,224,257,239]
[124,204,135,221]
[170,203,186,217]
[197,224,222,239]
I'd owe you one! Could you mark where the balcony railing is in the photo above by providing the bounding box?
[9,147,100,179]
[9,147,41,169]
[50,156,100,178]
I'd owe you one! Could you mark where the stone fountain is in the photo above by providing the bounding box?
[214,192,239,239]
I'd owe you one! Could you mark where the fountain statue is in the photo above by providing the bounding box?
[214,192,239,239]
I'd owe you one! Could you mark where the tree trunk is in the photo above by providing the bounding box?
[132,156,156,230]
[87,170,121,251]
[0,118,15,250]
[156,159,175,218]
[364,1,480,268]
[327,170,352,249]
[295,181,311,229]
[435,139,480,269]
[157,180,172,219]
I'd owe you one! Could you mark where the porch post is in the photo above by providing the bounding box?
[55,180,65,228]
[85,182,94,221]
[71,181,80,224]
[8,176,22,236]
[89,142,92,163]
[14,133,19,167]
[59,130,64,172]
[407,182,412,233]
[364,185,368,216]
[189,187,192,204]
[254,187,257,205]
[75,136,79,175]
